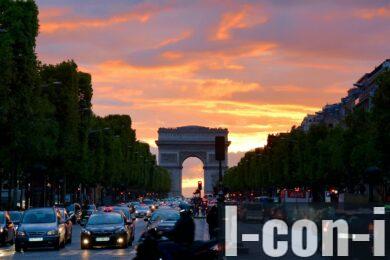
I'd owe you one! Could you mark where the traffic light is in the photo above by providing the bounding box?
[198,181,202,191]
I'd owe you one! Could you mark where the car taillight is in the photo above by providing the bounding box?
[368,223,374,234]
[104,207,113,212]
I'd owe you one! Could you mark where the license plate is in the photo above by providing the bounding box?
[96,237,110,242]
[29,237,43,242]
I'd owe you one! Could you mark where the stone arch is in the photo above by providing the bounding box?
[156,126,230,196]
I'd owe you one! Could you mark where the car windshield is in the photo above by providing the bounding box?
[151,210,180,222]
[87,214,123,225]
[9,212,22,222]
[0,213,5,223]
[135,205,148,210]
[22,209,56,224]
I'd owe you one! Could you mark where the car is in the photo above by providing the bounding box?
[144,209,180,237]
[57,208,73,244]
[9,211,22,230]
[142,199,154,206]
[15,207,70,252]
[80,212,132,249]
[65,203,82,224]
[0,211,15,246]
[128,201,140,207]
[134,205,149,218]
[80,204,97,226]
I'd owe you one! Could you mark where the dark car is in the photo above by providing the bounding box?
[80,212,132,249]
[134,205,149,218]
[66,203,82,224]
[0,211,15,246]
[57,208,73,244]
[80,204,97,226]
[15,207,69,252]
[9,211,22,230]
[145,209,180,237]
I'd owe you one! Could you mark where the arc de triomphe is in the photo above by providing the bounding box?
[156,126,230,196]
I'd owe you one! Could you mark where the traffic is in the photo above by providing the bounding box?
[0,196,220,259]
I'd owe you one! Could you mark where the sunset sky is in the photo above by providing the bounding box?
[35,0,390,196]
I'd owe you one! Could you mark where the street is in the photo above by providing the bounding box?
[0,219,209,259]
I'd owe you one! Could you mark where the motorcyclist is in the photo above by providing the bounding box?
[135,209,195,260]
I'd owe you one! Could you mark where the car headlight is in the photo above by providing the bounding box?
[82,229,91,235]
[0,227,3,233]
[47,230,59,236]
[17,230,26,237]
[135,210,139,214]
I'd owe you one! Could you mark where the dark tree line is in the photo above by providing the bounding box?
[0,0,170,208]
[224,71,390,200]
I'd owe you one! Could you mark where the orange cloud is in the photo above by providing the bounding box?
[215,4,267,40]
[355,5,390,20]
[195,79,261,98]
[39,2,171,34]
[161,51,184,60]
[156,30,192,48]
[40,12,150,33]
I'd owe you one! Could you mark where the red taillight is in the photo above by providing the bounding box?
[104,207,113,212]
[368,223,374,233]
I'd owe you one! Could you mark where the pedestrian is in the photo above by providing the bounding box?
[206,205,218,240]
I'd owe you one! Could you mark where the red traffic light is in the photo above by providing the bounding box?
[198,181,202,191]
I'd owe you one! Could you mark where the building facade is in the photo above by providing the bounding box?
[301,59,390,131]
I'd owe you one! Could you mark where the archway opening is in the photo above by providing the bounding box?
[182,157,204,198]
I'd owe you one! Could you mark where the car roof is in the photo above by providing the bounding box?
[113,206,128,210]
[25,207,55,211]
[92,211,121,216]
[153,209,178,213]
